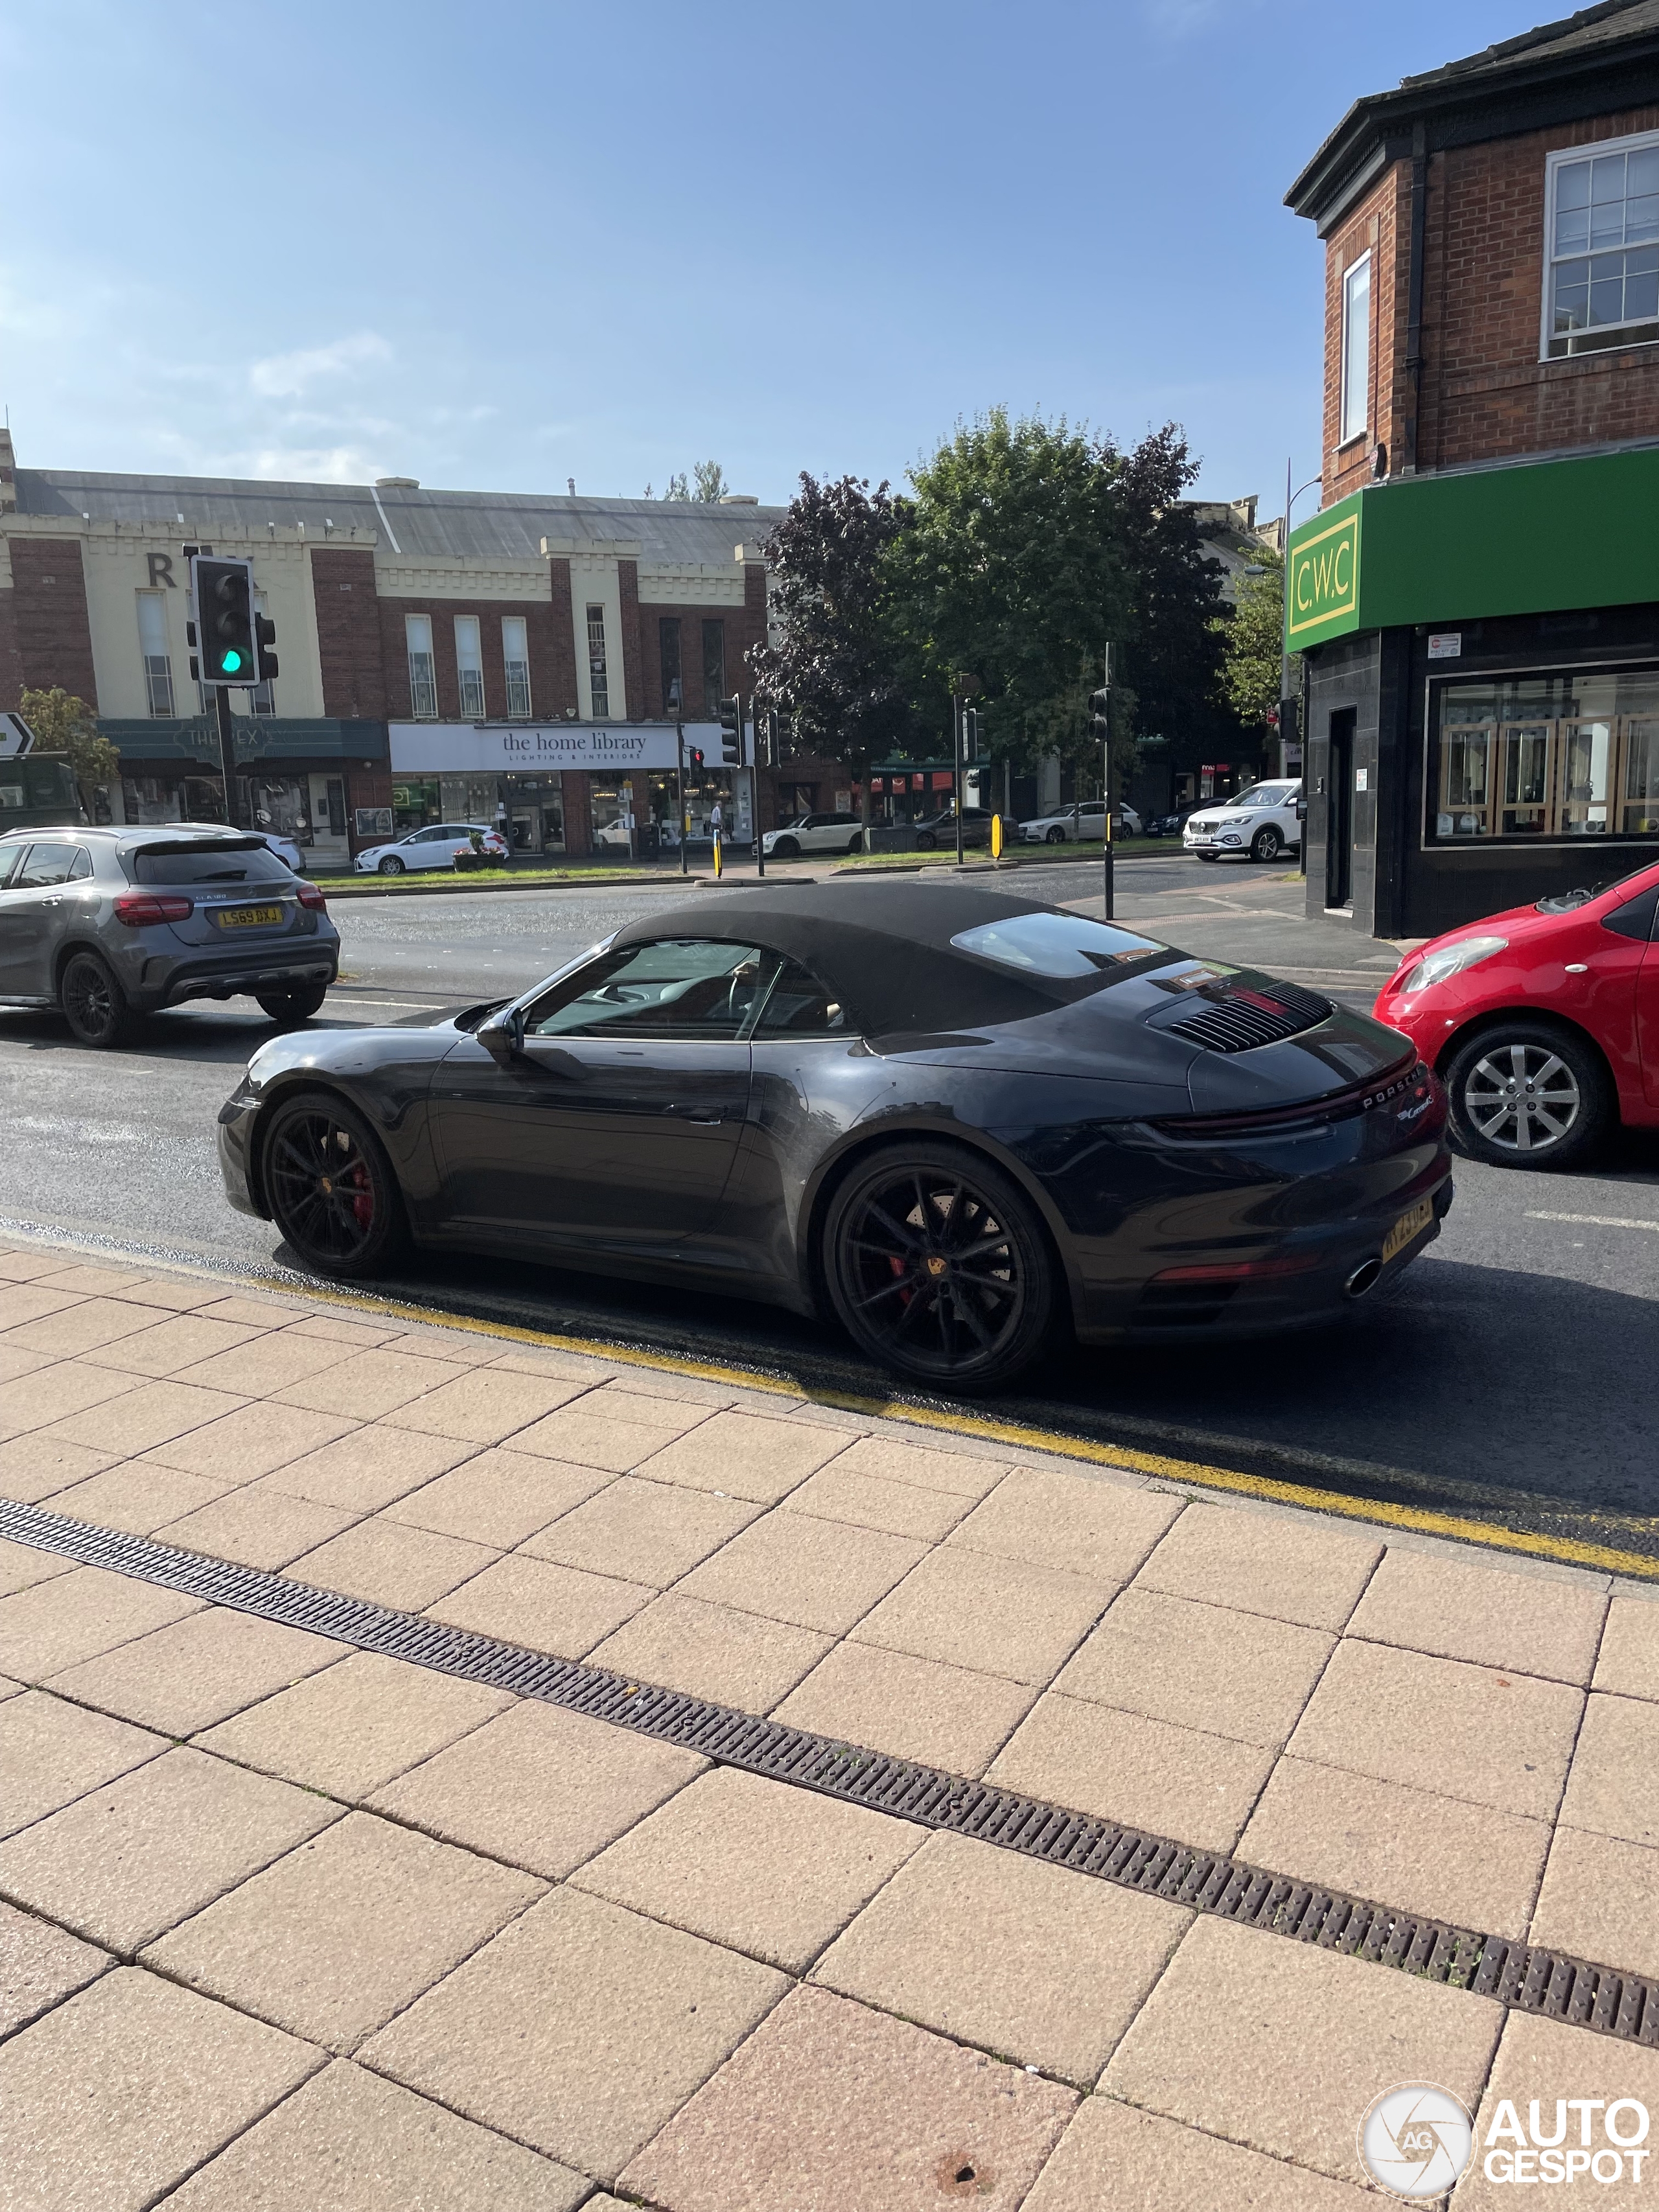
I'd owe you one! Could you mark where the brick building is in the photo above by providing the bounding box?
[1286,0,1659,935]
[0,436,853,862]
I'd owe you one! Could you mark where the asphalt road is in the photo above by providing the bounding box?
[4,854,1656,1563]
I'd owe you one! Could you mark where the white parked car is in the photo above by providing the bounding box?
[763,811,865,859]
[1019,800,1141,844]
[354,822,509,874]
[1183,781,1303,863]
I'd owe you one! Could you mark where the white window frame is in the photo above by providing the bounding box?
[405,614,437,721]
[1540,125,1659,360]
[135,590,175,718]
[454,615,485,720]
[502,616,531,719]
[1339,251,1371,448]
[586,603,610,719]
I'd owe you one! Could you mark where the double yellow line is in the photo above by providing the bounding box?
[284,1275,1659,1585]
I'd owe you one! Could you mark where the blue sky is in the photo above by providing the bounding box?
[3,0,1533,514]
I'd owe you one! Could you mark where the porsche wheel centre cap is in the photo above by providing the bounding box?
[319,1176,334,1195]
[924,1254,949,1279]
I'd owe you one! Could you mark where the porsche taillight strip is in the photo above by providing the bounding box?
[2,1491,1653,2051]
[1150,1056,1427,1141]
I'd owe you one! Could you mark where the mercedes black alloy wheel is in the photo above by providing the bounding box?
[264,1091,407,1275]
[60,951,137,1049]
[825,1141,1056,1390]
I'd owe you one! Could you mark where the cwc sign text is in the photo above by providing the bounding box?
[1288,511,1361,640]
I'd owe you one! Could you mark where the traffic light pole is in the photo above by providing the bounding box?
[752,706,765,879]
[676,721,688,878]
[953,693,965,867]
[214,687,240,830]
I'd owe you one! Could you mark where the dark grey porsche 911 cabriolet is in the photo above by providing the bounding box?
[217,879,1450,1390]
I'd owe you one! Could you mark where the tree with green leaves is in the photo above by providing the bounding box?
[748,473,916,844]
[691,460,728,502]
[18,687,119,815]
[1218,546,1285,734]
[884,409,1131,776]
[1108,424,1233,769]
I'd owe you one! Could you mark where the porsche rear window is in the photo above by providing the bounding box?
[950,912,1166,979]
[130,843,293,886]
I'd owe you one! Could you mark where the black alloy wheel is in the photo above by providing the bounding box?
[257,984,330,1027]
[1250,824,1284,862]
[915,832,936,850]
[824,1141,1056,1390]
[1443,1022,1611,1170]
[263,1090,408,1276]
[773,835,800,859]
[60,951,138,1049]
[846,832,863,856]
[1045,824,1066,844]
[377,855,406,875]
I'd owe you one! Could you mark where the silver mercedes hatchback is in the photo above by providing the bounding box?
[0,824,340,1047]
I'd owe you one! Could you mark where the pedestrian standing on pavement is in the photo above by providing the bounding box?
[710,797,723,850]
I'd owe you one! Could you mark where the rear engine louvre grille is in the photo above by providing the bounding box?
[1166,979,1333,1053]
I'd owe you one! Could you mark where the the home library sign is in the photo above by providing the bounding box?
[389,722,721,774]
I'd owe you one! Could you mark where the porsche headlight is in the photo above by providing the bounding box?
[1400,934,1508,993]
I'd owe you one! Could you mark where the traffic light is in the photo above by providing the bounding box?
[688,746,705,770]
[718,696,741,765]
[255,609,279,683]
[961,708,980,763]
[190,557,256,684]
[758,707,784,769]
[1088,688,1111,744]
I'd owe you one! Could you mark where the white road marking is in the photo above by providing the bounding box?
[1527,1211,1659,1233]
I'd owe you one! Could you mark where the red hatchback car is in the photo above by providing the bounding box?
[1374,861,1659,1169]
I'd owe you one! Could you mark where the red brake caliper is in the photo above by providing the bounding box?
[350,1165,374,1229]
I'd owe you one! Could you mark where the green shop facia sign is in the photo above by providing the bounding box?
[1284,444,1659,649]
[1287,509,1360,641]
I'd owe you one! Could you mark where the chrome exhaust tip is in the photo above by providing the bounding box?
[1345,1258,1384,1300]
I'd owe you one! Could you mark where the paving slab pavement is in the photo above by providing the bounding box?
[0,1237,1656,2208]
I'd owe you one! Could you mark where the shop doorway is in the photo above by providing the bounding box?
[1326,708,1355,910]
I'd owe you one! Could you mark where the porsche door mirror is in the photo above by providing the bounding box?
[478,1006,526,1064]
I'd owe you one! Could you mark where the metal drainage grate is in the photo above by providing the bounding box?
[5,1492,1656,2049]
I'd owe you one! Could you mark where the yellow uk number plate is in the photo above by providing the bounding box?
[1381,1196,1435,1264]
[215,903,284,929]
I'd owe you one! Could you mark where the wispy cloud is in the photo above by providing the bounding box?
[244,443,388,483]
[249,332,392,400]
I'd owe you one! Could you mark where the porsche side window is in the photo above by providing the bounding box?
[951,911,1167,979]
[753,957,848,1037]
[524,938,772,1041]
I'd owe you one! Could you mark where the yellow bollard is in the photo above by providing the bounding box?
[713,832,723,879]
[990,813,1004,860]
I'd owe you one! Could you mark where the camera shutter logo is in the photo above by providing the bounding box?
[1359,2082,1474,2197]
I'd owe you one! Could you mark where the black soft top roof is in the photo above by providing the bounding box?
[611,879,1139,1039]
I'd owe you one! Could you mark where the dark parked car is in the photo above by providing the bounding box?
[0,824,339,1047]
[219,881,1450,1391]
[913,806,994,850]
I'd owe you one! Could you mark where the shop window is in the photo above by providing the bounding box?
[587,605,610,719]
[406,614,437,719]
[1431,669,1659,844]
[660,617,682,716]
[136,592,175,717]
[455,616,485,719]
[1546,132,1659,358]
[1340,253,1370,445]
[242,776,314,846]
[701,620,725,718]
[502,616,531,719]
[391,778,441,833]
